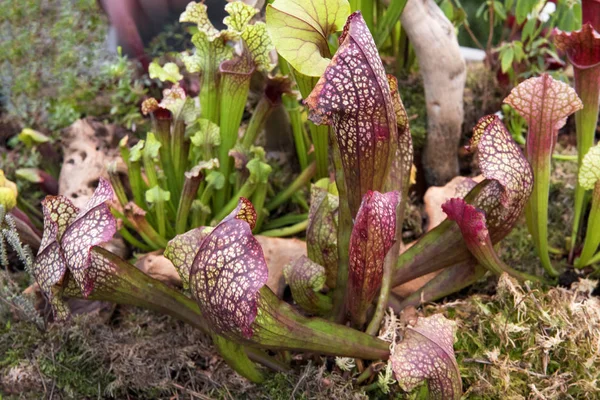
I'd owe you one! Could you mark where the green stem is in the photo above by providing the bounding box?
[200,67,219,124]
[366,241,400,336]
[252,289,390,360]
[111,207,163,249]
[129,160,147,208]
[283,94,310,173]
[251,182,268,233]
[571,68,600,252]
[290,70,329,179]
[526,158,558,276]
[331,132,352,322]
[127,209,168,248]
[266,162,316,211]
[153,116,179,205]
[176,170,203,234]
[375,0,408,48]
[552,154,578,161]
[217,64,254,210]
[118,227,153,252]
[260,219,308,237]
[359,0,375,33]
[585,250,600,267]
[241,97,274,149]
[576,184,600,268]
[212,335,264,383]
[170,120,187,198]
[392,261,487,312]
[107,163,128,207]
[262,213,308,230]
[212,181,257,223]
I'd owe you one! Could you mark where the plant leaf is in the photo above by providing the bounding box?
[266,0,350,77]
[347,190,399,325]
[0,171,18,211]
[60,178,117,296]
[468,115,535,240]
[190,198,266,338]
[165,226,212,290]
[32,195,78,318]
[392,115,534,293]
[241,22,274,72]
[504,74,582,163]
[283,256,332,314]
[580,143,600,190]
[305,12,398,217]
[180,1,220,40]
[246,158,273,185]
[159,85,198,123]
[385,74,413,198]
[145,186,171,204]
[554,24,600,69]
[190,119,221,148]
[187,31,234,75]
[148,61,183,84]
[224,1,258,34]
[306,185,339,288]
[442,198,538,281]
[391,314,462,400]
[18,128,50,147]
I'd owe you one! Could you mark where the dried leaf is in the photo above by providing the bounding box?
[391,314,462,400]
[306,12,398,216]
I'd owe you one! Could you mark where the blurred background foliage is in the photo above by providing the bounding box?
[0,0,146,135]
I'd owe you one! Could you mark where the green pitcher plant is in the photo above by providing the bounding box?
[29,9,556,399]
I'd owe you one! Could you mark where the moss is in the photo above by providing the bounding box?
[429,275,600,399]
[396,73,428,150]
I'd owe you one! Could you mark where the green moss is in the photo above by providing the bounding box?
[429,275,600,399]
[396,74,427,149]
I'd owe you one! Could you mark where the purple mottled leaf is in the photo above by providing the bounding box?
[32,196,78,318]
[468,115,534,240]
[305,12,398,217]
[165,227,212,290]
[504,74,582,165]
[306,185,339,288]
[190,198,267,339]
[347,190,399,326]
[442,198,488,246]
[392,115,533,290]
[443,197,540,282]
[60,178,117,296]
[33,179,116,316]
[391,314,462,400]
[554,24,600,70]
[283,256,332,315]
[385,74,413,197]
